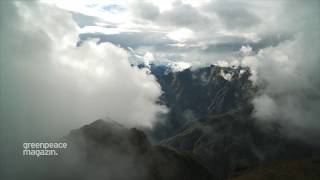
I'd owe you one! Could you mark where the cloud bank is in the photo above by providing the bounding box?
[52,0,284,65]
[241,0,320,142]
[0,1,166,140]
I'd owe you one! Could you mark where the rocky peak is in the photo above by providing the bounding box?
[44,119,214,180]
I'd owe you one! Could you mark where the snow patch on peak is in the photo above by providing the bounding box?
[220,70,232,81]
[168,61,191,72]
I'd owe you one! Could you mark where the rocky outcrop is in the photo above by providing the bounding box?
[152,65,254,140]
[45,119,213,180]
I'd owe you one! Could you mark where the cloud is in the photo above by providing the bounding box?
[72,12,100,28]
[131,1,210,31]
[207,0,260,30]
[0,1,166,142]
[241,0,320,143]
[62,0,293,66]
[80,31,176,49]
[158,1,210,29]
[131,1,160,20]
[240,45,253,55]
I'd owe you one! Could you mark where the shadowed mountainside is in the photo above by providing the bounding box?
[230,157,320,180]
[151,65,254,140]
[44,119,214,180]
[160,110,319,179]
[147,65,320,179]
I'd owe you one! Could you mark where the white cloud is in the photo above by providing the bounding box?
[240,45,253,56]
[220,70,232,81]
[240,0,320,142]
[0,1,167,139]
[216,60,230,67]
[169,61,192,72]
[44,0,292,66]
[252,95,279,121]
[167,28,193,42]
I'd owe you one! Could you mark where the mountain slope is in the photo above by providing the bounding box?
[44,119,214,180]
[148,65,319,179]
[230,158,320,180]
[151,65,254,140]
[160,110,318,179]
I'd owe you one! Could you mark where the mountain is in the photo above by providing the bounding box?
[151,65,254,140]
[160,110,318,179]
[30,64,318,180]
[43,119,214,180]
[145,64,319,179]
[230,157,320,180]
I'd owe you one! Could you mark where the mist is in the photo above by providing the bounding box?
[241,0,320,143]
[0,1,319,179]
[0,1,166,141]
[0,2,169,179]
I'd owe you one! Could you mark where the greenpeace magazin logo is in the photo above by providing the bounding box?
[22,142,67,157]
